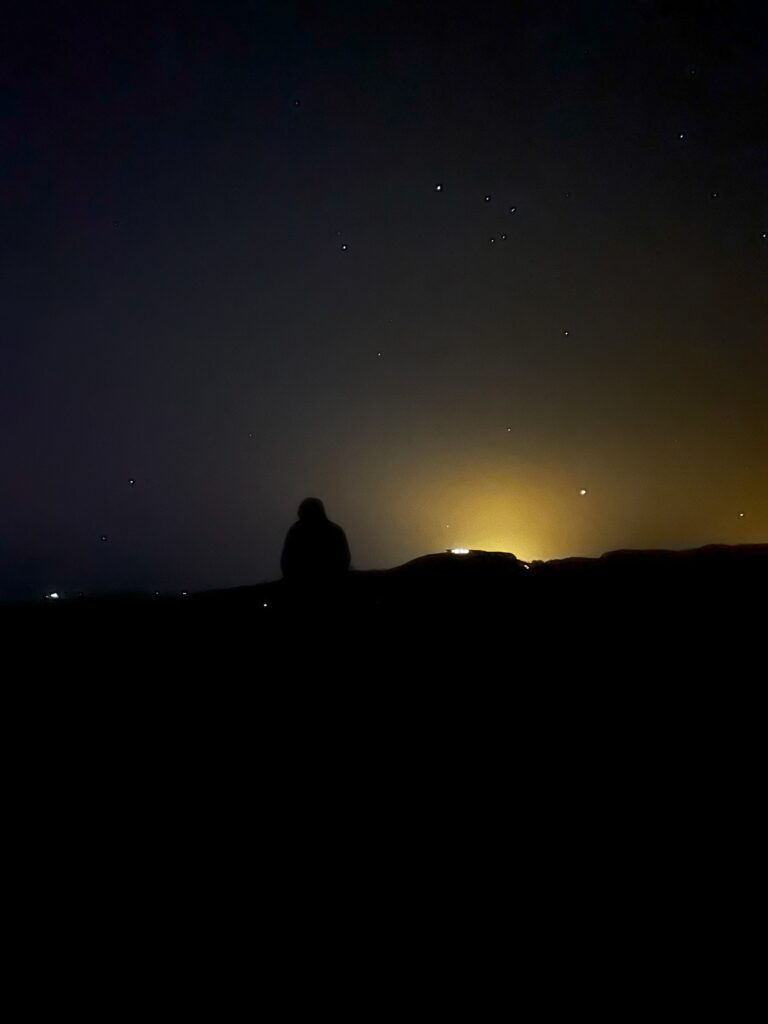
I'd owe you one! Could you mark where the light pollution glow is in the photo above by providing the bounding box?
[367,452,765,568]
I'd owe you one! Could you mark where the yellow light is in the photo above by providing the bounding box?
[449,548,470,555]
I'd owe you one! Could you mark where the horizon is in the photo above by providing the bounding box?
[7,539,766,603]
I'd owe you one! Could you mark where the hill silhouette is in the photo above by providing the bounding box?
[7,545,764,662]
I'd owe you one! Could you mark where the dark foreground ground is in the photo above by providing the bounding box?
[3,543,764,674]
[3,544,763,1008]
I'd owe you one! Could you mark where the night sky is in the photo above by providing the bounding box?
[2,1,766,598]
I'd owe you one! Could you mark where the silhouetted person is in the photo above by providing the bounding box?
[281,498,351,593]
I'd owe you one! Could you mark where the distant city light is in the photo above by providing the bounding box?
[46,592,60,600]
[450,548,470,555]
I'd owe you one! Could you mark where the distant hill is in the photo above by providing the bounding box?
[3,543,763,683]
[8,542,764,620]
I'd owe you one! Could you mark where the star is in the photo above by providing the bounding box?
[579,488,588,496]
[761,232,766,240]
[293,99,301,107]
[563,330,570,336]
[509,206,517,213]
[128,478,135,485]
[501,233,507,240]
[678,132,686,139]
[435,183,443,191]
[341,243,348,251]
[376,351,382,357]
[711,191,719,199]
[738,511,745,518]
[490,237,496,244]
[484,195,491,202]
[99,534,108,542]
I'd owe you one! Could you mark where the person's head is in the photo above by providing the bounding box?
[297,497,327,522]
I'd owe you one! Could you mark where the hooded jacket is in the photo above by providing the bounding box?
[280,498,351,581]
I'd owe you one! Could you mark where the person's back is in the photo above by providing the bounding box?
[280,498,351,586]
